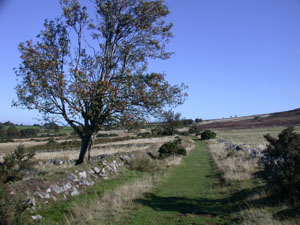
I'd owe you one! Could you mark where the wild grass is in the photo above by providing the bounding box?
[64,174,161,225]
[208,127,300,225]
[208,139,259,183]
[128,153,162,173]
[0,136,176,162]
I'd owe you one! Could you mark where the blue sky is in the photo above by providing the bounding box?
[1,0,300,125]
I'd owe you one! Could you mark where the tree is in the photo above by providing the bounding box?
[162,110,182,135]
[13,0,187,164]
[6,127,20,138]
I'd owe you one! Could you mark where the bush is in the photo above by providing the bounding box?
[20,128,40,137]
[97,133,118,138]
[188,126,198,134]
[195,118,203,123]
[182,119,193,126]
[262,127,300,201]
[151,127,177,136]
[0,138,14,143]
[158,141,187,158]
[47,138,57,145]
[0,185,29,225]
[0,145,35,183]
[178,131,189,136]
[137,132,151,138]
[201,130,216,140]
[6,126,20,138]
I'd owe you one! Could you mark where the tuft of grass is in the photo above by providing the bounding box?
[36,169,145,224]
[128,153,162,173]
[65,175,161,225]
[208,139,258,183]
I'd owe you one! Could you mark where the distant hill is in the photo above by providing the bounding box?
[197,108,300,130]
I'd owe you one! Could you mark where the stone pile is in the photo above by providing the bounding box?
[40,152,132,165]
[19,154,132,218]
[218,138,267,162]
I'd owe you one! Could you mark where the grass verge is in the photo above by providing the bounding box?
[36,169,145,224]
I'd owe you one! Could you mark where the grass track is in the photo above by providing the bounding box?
[122,140,233,225]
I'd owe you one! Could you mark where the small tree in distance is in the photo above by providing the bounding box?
[13,0,187,164]
[162,110,182,135]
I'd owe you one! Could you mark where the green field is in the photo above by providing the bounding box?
[216,126,300,149]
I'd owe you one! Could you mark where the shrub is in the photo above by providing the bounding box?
[195,118,203,123]
[151,127,177,136]
[0,145,35,183]
[188,126,198,134]
[97,133,118,138]
[158,141,187,158]
[6,126,20,138]
[137,132,151,138]
[182,119,193,126]
[262,127,300,200]
[0,138,14,143]
[20,128,40,137]
[0,185,29,225]
[201,130,216,140]
[178,131,189,136]
[47,138,57,145]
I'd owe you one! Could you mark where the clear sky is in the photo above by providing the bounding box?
[1,0,300,125]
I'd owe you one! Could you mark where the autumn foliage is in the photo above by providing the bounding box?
[14,0,187,164]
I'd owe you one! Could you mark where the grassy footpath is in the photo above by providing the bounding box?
[122,140,233,225]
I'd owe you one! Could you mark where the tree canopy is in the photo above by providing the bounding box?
[13,0,187,164]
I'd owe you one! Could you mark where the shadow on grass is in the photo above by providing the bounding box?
[134,186,268,217]
[135,193,231,217]
[135,182,300,221]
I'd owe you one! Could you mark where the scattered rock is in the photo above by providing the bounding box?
[51,185,64,194]
[46,188,51,193]
[31,214,43,220]
[78,171,87,179]
[34,192,45,199]
[26,196,36,207]
[52,195,57,201]
[63,183,72,192]
[71,188,80,196]
[68,173,79,182]
[79,179,94,186]
[44,193,50,199]
[93,167,101,174]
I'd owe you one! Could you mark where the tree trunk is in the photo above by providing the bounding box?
[75,134,93,165]
[87,134,95,161]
